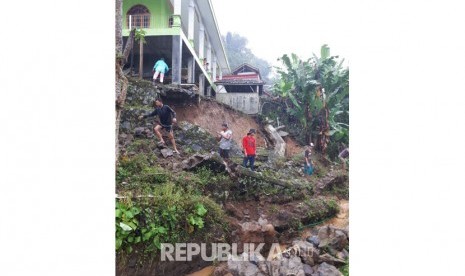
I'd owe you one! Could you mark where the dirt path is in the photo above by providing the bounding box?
[185,265,215,276]
[323,199,349,229]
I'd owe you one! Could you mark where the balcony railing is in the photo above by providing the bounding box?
[127,14,150,29]
[126,15,172,29]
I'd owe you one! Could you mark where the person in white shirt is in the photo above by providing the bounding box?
[217,123,232,160]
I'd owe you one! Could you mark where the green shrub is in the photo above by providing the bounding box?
[136,167,168,184]
[116,154,150,183]
[115,183,227,255]
[340,258,349,276]
[305,198,339,223]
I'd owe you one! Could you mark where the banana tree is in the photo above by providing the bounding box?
[273,45,349,155]
[273,53,321,145]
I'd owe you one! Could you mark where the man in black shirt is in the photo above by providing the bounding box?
[138,99,179,154]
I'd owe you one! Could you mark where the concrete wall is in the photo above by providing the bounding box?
[216,93,260,115]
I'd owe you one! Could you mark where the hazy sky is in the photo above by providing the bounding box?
[211,0,352,67]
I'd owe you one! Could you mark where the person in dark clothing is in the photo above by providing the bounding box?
[138,99,179,153]
[242,129,256,171]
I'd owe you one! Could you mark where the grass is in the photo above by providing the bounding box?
[115,153,230,263]
[340,258,349,276]
[269,204,279,213]
[116,182,229,262]
[304,197,340,224]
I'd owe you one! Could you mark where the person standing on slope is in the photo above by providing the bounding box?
[242,129,257,171]
[217,123,232,161]
[304,143,315,177]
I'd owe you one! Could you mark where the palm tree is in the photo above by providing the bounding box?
[135,29,147,79]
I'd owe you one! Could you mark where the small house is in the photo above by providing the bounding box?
[214,63,265,114]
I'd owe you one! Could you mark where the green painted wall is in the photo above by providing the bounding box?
[123,0,174,35]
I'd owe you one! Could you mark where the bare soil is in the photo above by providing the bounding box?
[173,99,266,148]
[172,99,305,156]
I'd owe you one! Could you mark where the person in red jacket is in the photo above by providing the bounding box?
[242,129,257,171]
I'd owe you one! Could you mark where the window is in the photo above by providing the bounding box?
[127,5,150,28]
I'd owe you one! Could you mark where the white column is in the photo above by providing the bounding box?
[207,41,212,72]
[188,0,195,43]
[171,0,182,27]
[199,74,205,96]
[198,22,205,60]
[187,57,194,83]
[219,69,223,80]
[212,56,217,80]
[174,0,181,15]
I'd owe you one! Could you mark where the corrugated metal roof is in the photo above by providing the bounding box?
[215,79,265,84]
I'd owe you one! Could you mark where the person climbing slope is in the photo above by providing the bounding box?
[152,57,169,83]
[138,98,179,154]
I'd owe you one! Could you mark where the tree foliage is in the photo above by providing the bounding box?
[223,32,272,82]
[272,45,349,157]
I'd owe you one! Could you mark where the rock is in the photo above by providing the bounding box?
[257,216,268,226]
[181,153,227,173]
[303,264,314,276]
[279,255,305,276]
[318,253,346,267]
[315,262,343,276]
[179,121,196,132]
[191,144,202,152]
[330,230,348,251]
[134,127,146,137]
[160,84,197,103]
[336,249,349,260]
[160,148,173,158]
[315,175,348,195]
[292,240,320,266]
[264,124,286,157]
[278,130,289,137]
[172,162,181,170]
[231,220,277,253]
[306,236,320,248]
[121,121,131,130]
[212,262,232,276]
[157,141,167,149]
[317,226,331,248]
[317,226,348,251]
[271,209,302,232]
[342,228,349,239]
[227,253,265,276]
